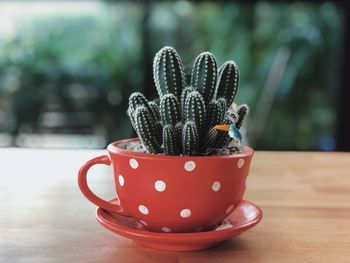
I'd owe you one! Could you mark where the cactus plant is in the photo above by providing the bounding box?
[127,46,249,156]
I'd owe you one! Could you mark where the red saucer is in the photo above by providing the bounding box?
[95,199,262,251]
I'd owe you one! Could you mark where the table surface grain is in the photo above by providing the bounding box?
[0,148,349,263]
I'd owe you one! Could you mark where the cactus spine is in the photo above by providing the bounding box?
[128,46,248,156]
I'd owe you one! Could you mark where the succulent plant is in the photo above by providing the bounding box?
[127,46,248,156]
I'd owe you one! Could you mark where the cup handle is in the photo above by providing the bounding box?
[78,155,127,215]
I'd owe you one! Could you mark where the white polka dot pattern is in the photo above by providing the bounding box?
[237,158,244,168]
[154,180,166,192]
[118,175,125,186]
[129,158,139,169]
[180,209,191,218]
[184,161,196,171]
[138,205,149,215]
[212,181,221,192]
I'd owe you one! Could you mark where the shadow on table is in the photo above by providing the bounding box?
[114,237,259,263]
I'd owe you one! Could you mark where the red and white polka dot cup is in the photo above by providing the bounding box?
[78,138,254,233]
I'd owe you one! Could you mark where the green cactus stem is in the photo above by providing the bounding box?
[191,52,217,103]
[155,121,163,143]
[148,101,161,121]
[235,104,248,129]
[134,106,162,153]
[163,124,180,155]
[213,114,233,149]
[184,91,206,135]
[180,87,194,116]
[153,46,186,100]
[199,128,217,154]
[182,121,199,156]
[215,61,239,109]
[175,122,183,153]
[159,94,181,125]
[127,107,137,132]
[129,92,150,114]
[206,98,226,131]
[213,131,231,149]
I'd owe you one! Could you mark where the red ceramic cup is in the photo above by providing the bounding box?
[78,138,254,233]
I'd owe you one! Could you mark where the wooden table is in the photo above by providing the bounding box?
[1,149,349,262]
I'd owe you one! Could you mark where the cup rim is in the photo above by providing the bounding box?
[107,137,254,160]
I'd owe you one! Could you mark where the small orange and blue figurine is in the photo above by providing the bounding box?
[213,123,243,148]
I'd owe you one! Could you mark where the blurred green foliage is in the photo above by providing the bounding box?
[0,1,343,150]
[0,3,143,143]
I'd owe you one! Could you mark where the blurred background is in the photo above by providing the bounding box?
[0,0,349,151]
